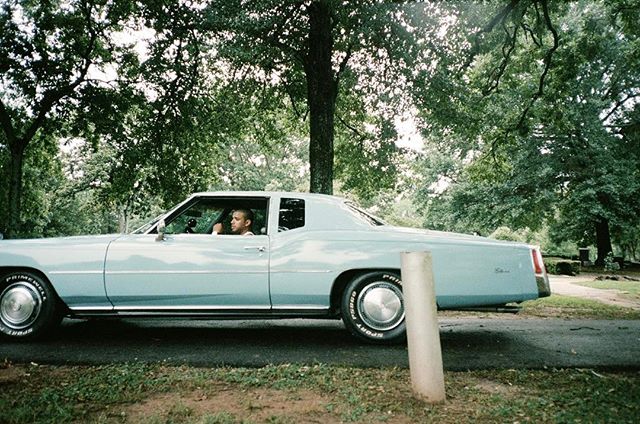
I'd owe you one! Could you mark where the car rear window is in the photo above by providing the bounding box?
[279,198,305,231]
[345,202,385,226]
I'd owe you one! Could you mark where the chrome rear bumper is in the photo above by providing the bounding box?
[536,275,551,298]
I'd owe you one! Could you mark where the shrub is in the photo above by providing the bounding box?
[543,257,581,275]
[489,226,527,242]
[604,253,620,272]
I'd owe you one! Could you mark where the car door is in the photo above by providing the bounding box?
[104,233,270,310]
[103,196,270,311]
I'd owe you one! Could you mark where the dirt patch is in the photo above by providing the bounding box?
[119,384,334,423]
[0,364,27,385]
[105,378,522,424]
[471,378,519,396]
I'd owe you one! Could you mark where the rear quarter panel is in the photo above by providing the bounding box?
[269,228,538,309]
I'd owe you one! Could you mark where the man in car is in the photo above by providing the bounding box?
[230,209,254,235]
[213,209,254,235]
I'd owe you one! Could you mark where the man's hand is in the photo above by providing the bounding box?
[212,223,223,234]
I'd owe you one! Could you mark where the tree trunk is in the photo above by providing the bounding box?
[7,141,26,239]
[594,217,613,266]
[118,207,129,234]
[306,0,336,195]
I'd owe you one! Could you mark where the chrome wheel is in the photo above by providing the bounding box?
[0,282,43,330]
[356,281,404,331]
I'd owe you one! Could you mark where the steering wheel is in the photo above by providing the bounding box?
[184,218,197,233]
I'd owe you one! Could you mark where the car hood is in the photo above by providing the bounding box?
[0,234,122,248]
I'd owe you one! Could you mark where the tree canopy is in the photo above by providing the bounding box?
[413,0,640,263]
[0,0,638,262]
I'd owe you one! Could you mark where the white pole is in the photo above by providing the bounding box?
[401,251,445,403]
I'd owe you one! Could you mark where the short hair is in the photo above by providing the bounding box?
[234,209,254,224]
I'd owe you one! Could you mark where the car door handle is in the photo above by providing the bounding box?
[244,246,266,252]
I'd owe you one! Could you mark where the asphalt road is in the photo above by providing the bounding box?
[1,318,639,370]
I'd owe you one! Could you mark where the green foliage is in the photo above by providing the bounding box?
[543,257,581,276]
[2,0,639,247]
[604,252,621,272]
[334,108,403,201]
[0,363,161,423]
[0,134,120,237]
[489,227,523,242]
[414,1,640,261]
[202,0,449,196]
[486,225,579,258]
[375,195,424,229]
[206,86,310,192]
[0,0,148,236]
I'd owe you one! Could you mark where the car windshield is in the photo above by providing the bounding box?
[345,202,385,226]
[131,213,164,234]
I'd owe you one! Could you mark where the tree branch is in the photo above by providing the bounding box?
[336,113,366,142]
[535,0,559,98]
[334,43,353,91]
[285,83,305,119]
[254,2,306,66]
[459,0,521,73]
[482,20,519,95]
[513,0,559,131]
[601,92,640,123]
[22,0,99,143]
[521,22,541,46]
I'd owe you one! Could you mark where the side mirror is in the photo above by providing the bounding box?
[0,233,3,240]
[155,219,166,242]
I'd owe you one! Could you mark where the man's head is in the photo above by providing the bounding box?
[230,209,254,235]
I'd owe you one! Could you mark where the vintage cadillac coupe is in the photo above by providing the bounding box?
[0,191,550,343]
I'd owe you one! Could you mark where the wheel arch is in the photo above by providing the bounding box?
[0,266,68,312]
[330,268,401,314]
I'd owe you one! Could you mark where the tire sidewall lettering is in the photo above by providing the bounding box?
[5,274,47,301]
[349,291,357,320]
[382,274,402,286]
[0,324,34,337]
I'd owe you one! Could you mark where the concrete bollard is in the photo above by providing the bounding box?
[401,251,445,403]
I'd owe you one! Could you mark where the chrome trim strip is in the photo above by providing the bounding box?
[105,270,267,275]
[113,305,272,311]
[271,306,329,310]
[69,306,114,311]
[54,270,329,275]
[270,270,332,274]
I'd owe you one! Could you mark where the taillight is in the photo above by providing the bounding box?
[531,249,545,275]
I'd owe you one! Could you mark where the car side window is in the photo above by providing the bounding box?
[163,197,269,235]
[278,198,305,232]
[165,201,224,235]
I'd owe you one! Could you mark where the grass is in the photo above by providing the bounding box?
[440,294,640,320]
[2,280,639,423]
[520,294,640,320]
[0,362,638,423]
[575,280,640,303]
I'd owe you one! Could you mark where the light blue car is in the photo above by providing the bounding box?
[0,191,550,343]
